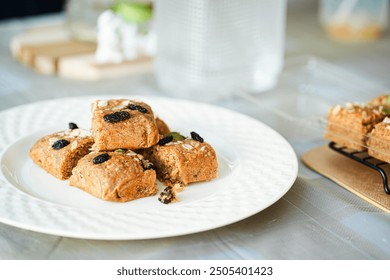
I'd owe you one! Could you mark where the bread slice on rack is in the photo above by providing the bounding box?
[367,117,390,163]
[325,102,385,151]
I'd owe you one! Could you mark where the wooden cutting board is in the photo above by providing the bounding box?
[58,54,152,80]
[302,145,390,213]
[10,25,152,79]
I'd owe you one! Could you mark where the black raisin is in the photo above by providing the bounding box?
[190,131,204,143]
[158,135,173,146]
[128,104,148,114]
[93,153,110,164]
[158,186,175,204]
[103,111,130,123]
[137,106,148,114]
[52,139,70,150]
[128,104,137,110]
[68,122,78,129]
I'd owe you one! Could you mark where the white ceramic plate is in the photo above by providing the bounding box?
[0,96,298,240]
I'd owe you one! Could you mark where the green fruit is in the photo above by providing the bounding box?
[382,107,390,115]
[167,132,186,141]
[111,2,152,23]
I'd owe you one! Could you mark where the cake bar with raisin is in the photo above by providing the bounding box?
[91,99,160,151]
[143,132,218,188]
[69,150,157,202]
[29,126,94,180]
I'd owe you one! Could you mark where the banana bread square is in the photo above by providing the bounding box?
[143,132,218,188]
[91,99,160,151]
[29,127,94,180]
[325,102,385,151]
[367,117,390,163]
[69,150,157,202]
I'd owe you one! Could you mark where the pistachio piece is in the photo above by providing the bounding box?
[167,132,185,141]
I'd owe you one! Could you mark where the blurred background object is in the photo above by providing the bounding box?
[154,0,287,101]
[66,0,153,43]
[319,0,389,42]
[7,1,155,80]
[66,0,113,42]
[94,1,155,63]
[0,0,65,20]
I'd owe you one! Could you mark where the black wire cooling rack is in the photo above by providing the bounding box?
[328,141,390,195]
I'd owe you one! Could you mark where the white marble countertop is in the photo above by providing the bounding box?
[0,1,390,259]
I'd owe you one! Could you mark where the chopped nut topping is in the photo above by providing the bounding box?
[48,137,60,145]
[125,150,137,156]
[121,100,130,107]
[182,144,193,150]
[345,102,353,109]
[332,105,341,115]
[383,117,390,124]
[68,128,92,138]
[345,102,355,113]
[97,100,108,107]
[362,111,368,120]
[71,141,78,150]
[173,183,185,193]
